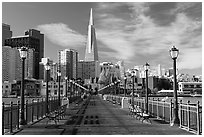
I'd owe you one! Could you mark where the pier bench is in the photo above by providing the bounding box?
[128,104,151,124]
[46,104,67,125]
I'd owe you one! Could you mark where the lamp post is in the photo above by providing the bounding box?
[169,46,180,126]
[118,80,121,95]
[131,71,136,108]
[44,62,50,114]
[19,47,27,125]
[124,76,127,97]
[57,71,61,106]
[144,62,150,114]
[65,76,68,97]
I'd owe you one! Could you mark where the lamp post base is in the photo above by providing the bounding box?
[170,110,180,126]
[20,119,27,125]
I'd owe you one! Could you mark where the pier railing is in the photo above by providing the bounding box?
[104,94,202,135]
[2,97,60,135]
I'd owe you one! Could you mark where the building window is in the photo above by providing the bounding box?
[190,85,194,88]
[54,90,57,95]
[5,85,8,88]
[196,85,201,88]
[60,90,63,94]
[184,85,188,88]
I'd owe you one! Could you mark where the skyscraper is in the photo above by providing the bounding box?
[2,23,12,46]
[4,29,44,79]
[2,46,21,82]
[58,49,78,80]
[85,8,98,61]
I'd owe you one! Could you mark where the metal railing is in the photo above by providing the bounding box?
[2,97,60,135]
[179,101,202,135]
[104,94,202,135]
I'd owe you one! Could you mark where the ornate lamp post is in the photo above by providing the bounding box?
[117,80,121,95]
[18,47,27,125]
[57,71,61,106]
[65,76,68,97]
[169,46,180,126]
[44,61,50,114]
[124,76,127,97]
[144,62,150,114]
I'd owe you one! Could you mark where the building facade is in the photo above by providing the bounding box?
[2,46,22,82]
[4,29,44,79]
[2,23,12,46]
[78,60,100,82]
[58,49,78,80]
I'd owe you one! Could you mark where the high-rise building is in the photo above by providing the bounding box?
[78,60,100,82]
[85,8,98,61]
[116,61,125,79]
[58,49,78,80]
[25,29,44,79]
[158,64,162,78]
[2,46,21,82]
[2,23,12,46]
[4,29,44,79]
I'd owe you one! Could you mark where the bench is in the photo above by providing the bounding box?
[128,104,151,124]
[46,104,67,125]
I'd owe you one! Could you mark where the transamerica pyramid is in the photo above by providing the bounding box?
[84,8,99,61]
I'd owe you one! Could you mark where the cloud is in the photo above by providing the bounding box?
[37,23,86,48]
[95,2,202,71]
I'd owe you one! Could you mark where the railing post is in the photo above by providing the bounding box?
[41,98,44,118]
[17,101,20,130]
[157,98,159,119]
[196,101,201,135]
[2,102,5,135]
[152,98,154,116]
[179,100,182,128]
[37,99,39,120]
[10,101,13,133]
[170,99,173,125]
[163,100,165,121]
[25,100,28,124]
[187,100,190,131]
[31,99,34,123]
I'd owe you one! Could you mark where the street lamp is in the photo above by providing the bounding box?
[124,76,127,97]
[44,62,50,114]
[117,80,121,95]
[18,46,27,125]
[65,76,68,97]
[131,71,136,108]
[57,71,61,106]
[169,45,180,126]
[144,62,150,114]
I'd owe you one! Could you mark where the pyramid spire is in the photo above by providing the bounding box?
[89,8,94,25]
[85,8,98,61]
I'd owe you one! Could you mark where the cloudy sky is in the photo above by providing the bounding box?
[2,2,202,75]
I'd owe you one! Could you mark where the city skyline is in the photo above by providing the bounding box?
[2,2,202,76]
